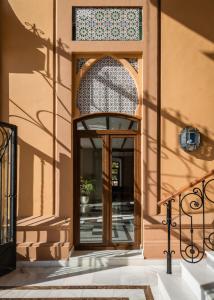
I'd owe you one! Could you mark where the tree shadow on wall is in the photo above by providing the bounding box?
[142,0,214,259]
[143,89,214,259]
[150,0,214,61]
[150,0,214,43]
[0,0,45,119]
[0,1,72,220]
[143,88,214,215]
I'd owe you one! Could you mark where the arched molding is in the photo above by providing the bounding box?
[73,111,142,123]
[77,54,138,84]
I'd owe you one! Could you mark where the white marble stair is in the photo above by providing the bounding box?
[206,251,214,270]
[181,259,214,300]
[158,271,196,300]
[158,253,214,300]
[205,251,214,299]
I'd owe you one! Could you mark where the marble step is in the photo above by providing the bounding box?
[181,260,214,300]
[206,251,214,269]
[69,250,144,267]
[158,272,196,300]
[206,251,214,261]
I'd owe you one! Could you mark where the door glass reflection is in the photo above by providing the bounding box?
[111,137,134,243]
[80,137,103,243]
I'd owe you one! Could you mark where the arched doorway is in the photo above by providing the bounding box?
[73,114,141,249]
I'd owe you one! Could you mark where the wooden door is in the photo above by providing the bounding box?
[74,132,141,249]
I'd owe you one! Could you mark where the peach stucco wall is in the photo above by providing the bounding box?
[144,0,214,258]
[160,0,214,198]
[0,0,213,260]
[1,0,55,217]
[0,0,73,260]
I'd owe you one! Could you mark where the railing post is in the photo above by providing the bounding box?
[166,201,172,274]
[163,199,175,274]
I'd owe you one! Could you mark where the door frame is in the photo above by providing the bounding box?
[73,114,141,250]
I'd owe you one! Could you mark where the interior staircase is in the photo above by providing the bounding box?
[158,251,214,300]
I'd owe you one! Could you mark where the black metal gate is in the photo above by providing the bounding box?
[0,122,17,275]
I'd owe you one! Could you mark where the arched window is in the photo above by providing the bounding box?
[76,114,138,131]
[77,57,138,115]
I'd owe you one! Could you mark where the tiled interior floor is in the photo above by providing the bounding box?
[80,202,134,243]
[80,216,134,243]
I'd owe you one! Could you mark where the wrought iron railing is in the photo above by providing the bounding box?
[159,170,214,274]
[0,122,17,274]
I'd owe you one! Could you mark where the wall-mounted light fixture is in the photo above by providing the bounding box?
[179,127,201,152]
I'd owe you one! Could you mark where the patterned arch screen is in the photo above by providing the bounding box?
[77,57,138,115]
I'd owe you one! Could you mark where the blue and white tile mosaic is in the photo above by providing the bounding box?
[74,8,142,41]
[77,56,138,115]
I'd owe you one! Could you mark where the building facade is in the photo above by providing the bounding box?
[0,0,214,261]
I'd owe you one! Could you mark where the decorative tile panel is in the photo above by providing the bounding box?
[73,8,142,41]
[126,58,138,72]
[77,57,138,115]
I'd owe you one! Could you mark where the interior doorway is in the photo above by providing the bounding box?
[74,114,141,249]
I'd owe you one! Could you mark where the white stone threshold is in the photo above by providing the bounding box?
[17,249,180,268]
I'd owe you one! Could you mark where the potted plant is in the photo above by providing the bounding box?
[80,177,95,204]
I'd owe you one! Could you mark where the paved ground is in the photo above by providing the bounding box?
[0,251,181,299]
[0,264,177,299]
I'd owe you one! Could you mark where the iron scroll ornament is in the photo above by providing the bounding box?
[0,125,14,245]
[179,178,214,262]
[204,178,214,250]
[0,126,11,159]
[179,185,205,264]
[162,199,176,274]
[162,177,214,273]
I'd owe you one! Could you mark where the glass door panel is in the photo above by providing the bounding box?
[79,137,103,243]
[111,137,135,243]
